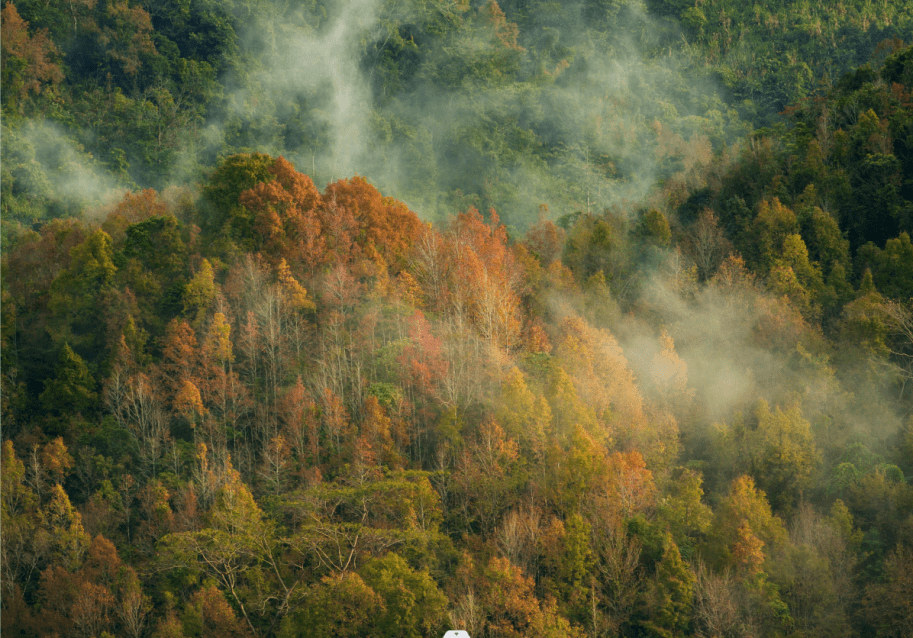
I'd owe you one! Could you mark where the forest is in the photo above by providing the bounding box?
[2,0,913,637]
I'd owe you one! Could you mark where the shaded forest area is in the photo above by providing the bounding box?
[3,1,913,637]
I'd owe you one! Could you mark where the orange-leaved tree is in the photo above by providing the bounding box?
[238,156,325,271]
[0,2,63,112]
[323,175,423,271]
[450,208,523,349]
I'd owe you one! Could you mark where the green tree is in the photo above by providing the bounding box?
[202,153,275,242]
[278,572,382,638]
[768,233,823,317]
[796,200,850,276]
[451,420,527,534]
[657,467,712,556]
[48,229,118,354]
[874,232,913,300]
[40,343,97,417]
[53,229,117,292]
[641,536,695,638]
[638,209,672,248]
[358,553,448,638]
[183,259,217,329]
[43,483,91,572]
[770,504,855,637]
[563,216,619,281]
[496,366,551,454]
[859,545,913,638]
[157,472,286,637]
[704,475,787,571]
[748,198,799,273]
[740,401,820,513]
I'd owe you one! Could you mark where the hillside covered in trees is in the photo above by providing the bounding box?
[3,1,913,637]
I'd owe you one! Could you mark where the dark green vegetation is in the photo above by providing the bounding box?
[3,1,913,637]
[6,0,912,230]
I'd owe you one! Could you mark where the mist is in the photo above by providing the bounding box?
[184,0,744,229]
[0,0,746,235]
[2,119,126,220]
[611,253,906,470]
[5,0,904,461]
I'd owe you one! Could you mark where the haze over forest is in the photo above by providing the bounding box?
[3,0,913,637]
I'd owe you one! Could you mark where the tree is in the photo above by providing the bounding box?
[767,233,824,319]
[649,330,693,413]
[770,503,854,637]
[40,437,73,485]
[443,207,523,349]
[605,451,657,521]
[50,228,117,297]
[107,371,170,478]
[157,472,288,637]
[44,483,91,572]
[175,378,206,430]
[160,318,200,396]
[203,153,276,241]
[657,467,712,554]
[199,311,250,459]
[77,0,157,81]
[320,387,353,461]
[691,563,743,638]
[323,175,423,270]
[739,401,820,513]
[121,214,188,284]
[537,424,608,514]
[1,440,43,613]
[797,200,850,276]
[102,189,170,244]
[181,584,253,638]
[259,435,291,496]
[40,343,97,418]
[562,215,618,282]
[704,475,786,572]
[36,563,115,638]
[0,2,63,113]
[449,554,582,638]
[685,209,731,281]
[874,299,913,400]
[859,545,913,638]
[183,259,217,329]
[451,420,526,534]
[360,395,398,469]
[238,156,325,269]
[538,512,592,619]
[278,572,382,638]
[641,536,695,638]
[117,566,151,638]
[279,376,319,469]
[496,366,551,454]
[358,553,449,638]
[553,316,646,443]
[525,214,566,264]
[638,209,672,248]
[748,198,798,272]
[495,506,544,579]
[545,365,597,442]
[283,470,443,588]
[397,309,449,411]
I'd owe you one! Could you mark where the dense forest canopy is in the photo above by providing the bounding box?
[2,1,913,637]
[5,0,911,230]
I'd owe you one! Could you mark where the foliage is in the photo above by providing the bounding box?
[5,3,913,632]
